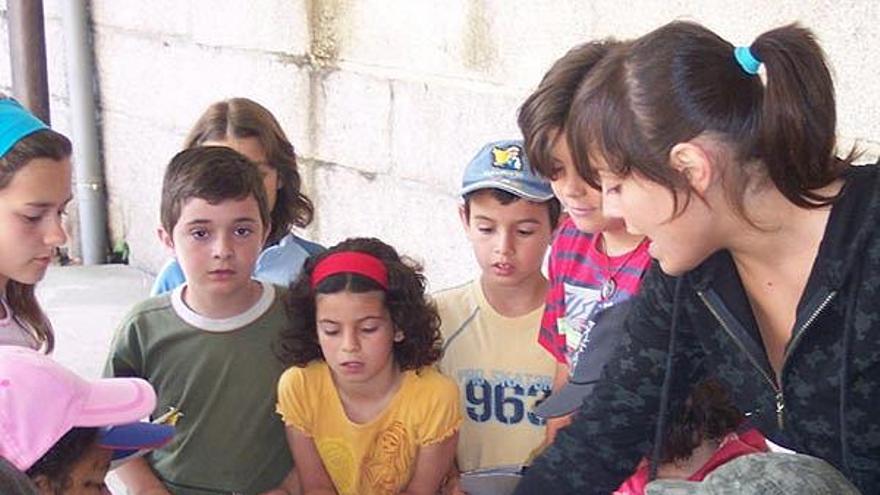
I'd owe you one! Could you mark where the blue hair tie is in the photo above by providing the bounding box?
[734,46,761,76]
[0,98,49,157]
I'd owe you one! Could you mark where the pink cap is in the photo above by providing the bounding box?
[0,347,157,471]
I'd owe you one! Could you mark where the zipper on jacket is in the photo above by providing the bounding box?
[699,289,837,431]
[774,390,785,429]
[782,291,836,367]
[698,291,783,427]
[776,290,836,429]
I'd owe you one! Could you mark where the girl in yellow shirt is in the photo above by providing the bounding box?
[277,237,461,495]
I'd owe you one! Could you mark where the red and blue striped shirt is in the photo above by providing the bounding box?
[538,217,653,365]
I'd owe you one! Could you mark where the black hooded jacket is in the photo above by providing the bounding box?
[516,164,880,494]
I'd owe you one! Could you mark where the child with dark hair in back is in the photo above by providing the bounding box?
[615,379,768,495]
[151,97,321,295]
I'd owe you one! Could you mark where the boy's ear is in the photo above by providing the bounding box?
[157,226,175,255]
[458,204,470,230]
[669,141,714,195]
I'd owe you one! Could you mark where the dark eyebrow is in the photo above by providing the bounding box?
[25,196,74,208]
[184,219,212,226]
[472,215,497,222]
[356,315,384,323]
[318,315,384,324]
[184,217,260,226]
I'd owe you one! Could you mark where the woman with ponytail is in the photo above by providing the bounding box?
[516,22,877,494]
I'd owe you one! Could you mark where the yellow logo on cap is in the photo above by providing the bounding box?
[491,145,523,171]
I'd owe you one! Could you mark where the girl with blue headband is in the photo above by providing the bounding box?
[516,21,877,494]
[0,94,72,352]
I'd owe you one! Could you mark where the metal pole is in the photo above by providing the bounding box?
[61,0,108,265]
[7,0,51,123]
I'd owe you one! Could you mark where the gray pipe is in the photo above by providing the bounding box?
[61,0,107,265]
[7,0,51,123]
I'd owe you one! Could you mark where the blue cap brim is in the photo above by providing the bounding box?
[98,423,174,463]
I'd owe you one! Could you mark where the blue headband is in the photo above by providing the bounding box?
[734,46,762,76]
[0,98,49,157]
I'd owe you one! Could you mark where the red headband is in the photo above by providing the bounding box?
[311,251,389,290]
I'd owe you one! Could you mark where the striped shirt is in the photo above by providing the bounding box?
[538,217,652,365]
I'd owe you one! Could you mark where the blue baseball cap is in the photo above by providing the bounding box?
[98,422,175,470]
[461,139,554,201]
[0,98,48,157]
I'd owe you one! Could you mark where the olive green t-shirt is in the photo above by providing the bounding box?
[104,282,292,494]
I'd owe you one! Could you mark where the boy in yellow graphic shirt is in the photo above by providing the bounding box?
[435,140,561,490]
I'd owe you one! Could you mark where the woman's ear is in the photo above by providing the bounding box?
[393,328,405,343]
[669,141,714,195]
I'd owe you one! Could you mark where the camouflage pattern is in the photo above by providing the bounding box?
[515,164,880,494]
[645,453,861,495]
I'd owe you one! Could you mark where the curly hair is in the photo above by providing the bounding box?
[659,378,745,463]
[26,427,99,492]
[278,237,442,371]
[184,98,314,245]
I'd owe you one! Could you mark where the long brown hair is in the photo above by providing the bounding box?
[1,97,71,353]
[184,98,314,245]
[567,22,853,221]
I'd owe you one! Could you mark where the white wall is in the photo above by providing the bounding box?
[3,0,880,291]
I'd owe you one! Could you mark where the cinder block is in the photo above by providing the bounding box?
[312,70,392,173]
[311,163,475,291]
[189,0,310,55]
[94,30,312,155]
[320,0,580,89]
[325,1,469,76]
[100,110,187,273]
[90,0,190,37]
[390,78,522,194]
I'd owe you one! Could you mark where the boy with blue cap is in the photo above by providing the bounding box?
[435,139,561,492]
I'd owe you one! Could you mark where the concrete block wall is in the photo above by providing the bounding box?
[3,0,880,291]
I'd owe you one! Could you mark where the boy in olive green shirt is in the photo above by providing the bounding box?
[105,147,297,495]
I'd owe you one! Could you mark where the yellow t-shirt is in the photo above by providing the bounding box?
[276,362,461,495]
[435,280,555,472]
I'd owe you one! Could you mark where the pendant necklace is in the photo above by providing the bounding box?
[599,237,646,301]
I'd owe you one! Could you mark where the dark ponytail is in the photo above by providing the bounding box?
[567,21,853,220]
[751,24,850,207]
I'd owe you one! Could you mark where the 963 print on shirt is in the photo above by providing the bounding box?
[456,369,552,426]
